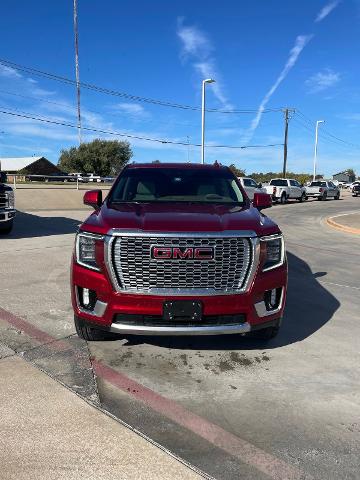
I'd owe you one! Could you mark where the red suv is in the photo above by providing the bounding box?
[71,163,287,341]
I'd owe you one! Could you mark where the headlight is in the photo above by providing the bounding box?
[261,234,285,271]
[75,232,104,271]
[6,191,15,209]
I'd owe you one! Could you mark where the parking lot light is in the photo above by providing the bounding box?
[313,120,325,181]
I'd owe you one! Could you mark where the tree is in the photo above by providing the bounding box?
[228,164,246,177]
[58,139,133,176]
[346,168,356,177]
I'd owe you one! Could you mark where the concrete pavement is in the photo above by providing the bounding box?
[0,352,202,480]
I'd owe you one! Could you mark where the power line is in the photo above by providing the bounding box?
[0,107,283,149]
[293,115,360,151]
[296,110,360,149]
[0,58,283,114]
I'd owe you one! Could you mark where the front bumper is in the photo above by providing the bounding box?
[0,210,16,222]
[71,260,287,336]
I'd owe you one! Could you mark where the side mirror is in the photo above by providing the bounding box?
[253,192,272,211]
[258,182,262,188]
[83,190,102,209]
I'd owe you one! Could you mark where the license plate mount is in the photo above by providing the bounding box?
[163,300,202,322]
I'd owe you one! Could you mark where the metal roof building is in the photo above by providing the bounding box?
[0,157,61,175]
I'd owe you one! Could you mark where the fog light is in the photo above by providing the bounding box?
[264,288,281,311]
[78,287,97,311]
[83,288,90,307]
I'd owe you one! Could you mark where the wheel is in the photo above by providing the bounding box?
[298,193,305,202]
[0,219,13,235]
[335,193,340,200]
[74,314,114,341]
[280,193,287,204]
[250,319,281,340]
[322,193,327,201]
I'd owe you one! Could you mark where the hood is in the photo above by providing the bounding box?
[81,202,280,237]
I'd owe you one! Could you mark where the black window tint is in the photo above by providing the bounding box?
[270,179,288,186]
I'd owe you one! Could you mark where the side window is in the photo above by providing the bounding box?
[243,179,252,187]
[289,180,297,186]
[329,182,335,188]
[249,179,258,188]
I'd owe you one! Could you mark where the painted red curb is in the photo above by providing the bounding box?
[0,306,311,480]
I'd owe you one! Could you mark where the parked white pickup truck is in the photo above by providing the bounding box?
[305,181,340,201]
[263,178,306,204]
[237,177,266,200]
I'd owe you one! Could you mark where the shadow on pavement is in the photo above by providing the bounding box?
[2,212,82,239]
[121,251,340,350]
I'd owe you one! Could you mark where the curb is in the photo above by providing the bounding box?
[326,215,360,235]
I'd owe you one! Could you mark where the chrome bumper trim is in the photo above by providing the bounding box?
[0,210,16,222]
[254,288,284,318]
[109,322,251,336]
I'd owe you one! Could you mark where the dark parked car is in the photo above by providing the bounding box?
[352,184,360,197]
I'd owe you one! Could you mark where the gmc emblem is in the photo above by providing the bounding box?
[151,246,214,260]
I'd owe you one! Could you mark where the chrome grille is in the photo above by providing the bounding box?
[111,234,252,294]
[0,193,7,209]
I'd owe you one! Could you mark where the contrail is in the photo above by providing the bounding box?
[315,1,340,23]
[243,34,313,144]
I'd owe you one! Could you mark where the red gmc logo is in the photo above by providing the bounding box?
[151,246,214,260]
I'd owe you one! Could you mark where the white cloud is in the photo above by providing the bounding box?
[306,69,340,93]
[243,34,313,144]
[315,1,340,22]
[177,19,212,59]
[176,18,232,110]
[112,102,147,117]
[0,65,22,79]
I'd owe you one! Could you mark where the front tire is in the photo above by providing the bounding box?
[335,193,340,200]
[298,193,305,203]
[74,315,114,341]
[0,219,13,235]
[250,320,281,340]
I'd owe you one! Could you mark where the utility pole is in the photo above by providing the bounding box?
[187,135,190,163]
[282,108,295,177]
[73,0,82,145]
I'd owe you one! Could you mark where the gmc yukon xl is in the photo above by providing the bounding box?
[71,163,287,341]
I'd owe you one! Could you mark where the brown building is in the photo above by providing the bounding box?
[0,157,62,181]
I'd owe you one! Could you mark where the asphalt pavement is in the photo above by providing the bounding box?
[0,191,359,480]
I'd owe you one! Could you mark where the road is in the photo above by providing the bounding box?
[0,193,359,480]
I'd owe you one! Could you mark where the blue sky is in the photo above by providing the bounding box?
[0,0,359,176]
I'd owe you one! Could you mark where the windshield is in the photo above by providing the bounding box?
[310,181,327,187]
[109,167,245,204]
[270,179,288,186]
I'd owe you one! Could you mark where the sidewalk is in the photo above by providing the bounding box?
[327,212,360,234]
[0,353,201,480]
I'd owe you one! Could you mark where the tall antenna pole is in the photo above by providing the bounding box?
[187,135,190,162]
[73,0,82,145]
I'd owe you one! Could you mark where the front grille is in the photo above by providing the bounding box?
[111,234,252,294]
[0,194,7,209]
[114,313,246,327]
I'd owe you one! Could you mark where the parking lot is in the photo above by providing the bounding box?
[1,191,359,480]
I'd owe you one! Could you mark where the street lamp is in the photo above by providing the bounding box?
[313,120,325,181]
[201,78,215,164]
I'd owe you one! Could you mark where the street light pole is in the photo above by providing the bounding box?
[201,78,215,164]
[73,0,82,145]
[313,120,325,181]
